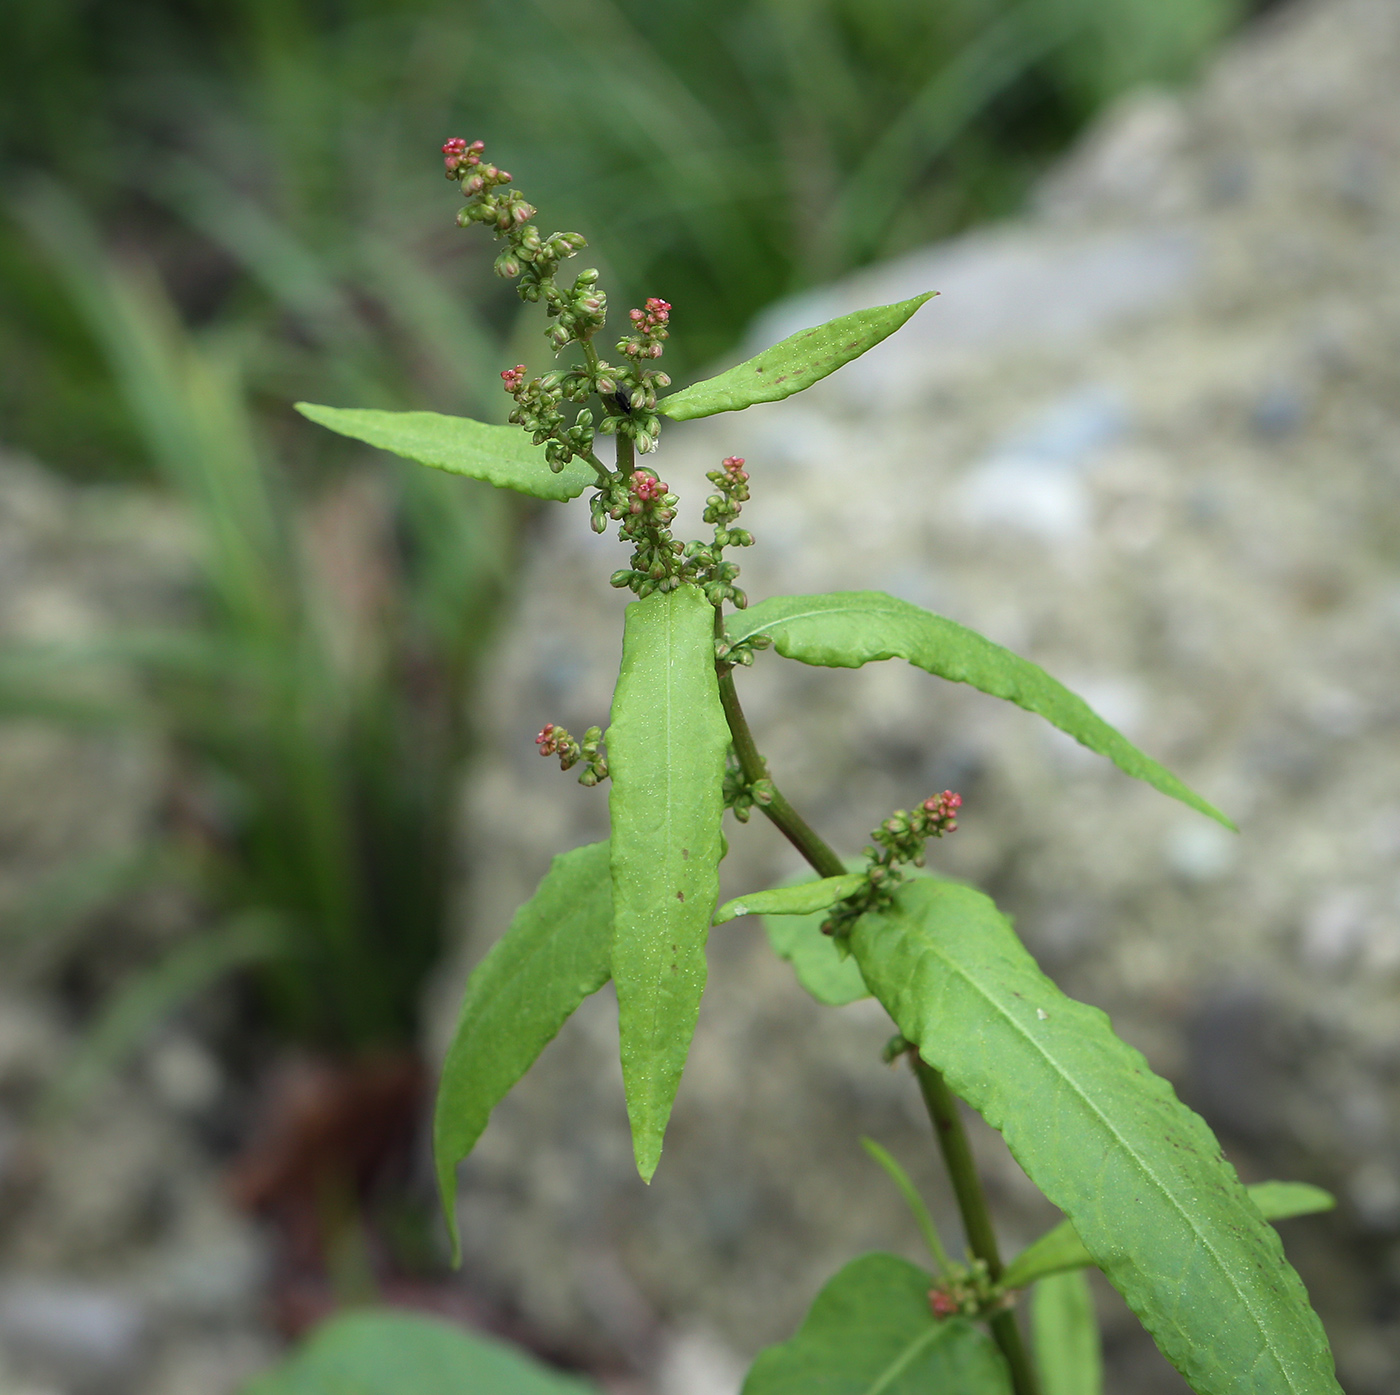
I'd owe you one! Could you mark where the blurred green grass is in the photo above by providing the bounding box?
[1,0,1251,480]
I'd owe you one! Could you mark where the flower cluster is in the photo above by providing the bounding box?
[723,757,775,823]
[442,137,484,174]
[501,365,596,472]
[683,455,754,609]
[447,138,679,476]
[619,298,670,360]
[445,141,746,603]
[535,723,608,786]
[603,470,686,599]
[927,1261,1010,1322]
[822,791,962,939]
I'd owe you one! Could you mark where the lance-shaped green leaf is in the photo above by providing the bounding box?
[608,585,729,1181]
[659,293,935,420]
[242,1308,599,1395]
[714,873,867,925]
[1033,1272,1103,1395]
[1003,1182,1337,1289]
[295,403,594,501]
[434,841,612,1259]
[729,592,1230,827]
[741,1252,1011,1395]
[851,878,1340,1395]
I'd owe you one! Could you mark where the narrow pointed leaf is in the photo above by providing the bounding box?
[434,841,612,1259]
[852,878,1340,1395]
[242,1309,599,1395]
[608,585,729,1181]
[715,873,867,925]
[729,592,1230,827]
[295,403,594,501]
[1003,1182,1337,1289]
[741,1252,1011,1395]
[1033,1272,1103,1395]
[659,293,935,420]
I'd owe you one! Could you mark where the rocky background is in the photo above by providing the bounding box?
[0,0,1397,1389]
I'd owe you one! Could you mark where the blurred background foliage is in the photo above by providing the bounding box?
[0,0,1259,1070]
[2,0,1256,480]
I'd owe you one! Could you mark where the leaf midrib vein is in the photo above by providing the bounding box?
[864,1324,943,1395]
[913,926,1300,1392]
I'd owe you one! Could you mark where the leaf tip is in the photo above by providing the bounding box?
[294,401,341,431]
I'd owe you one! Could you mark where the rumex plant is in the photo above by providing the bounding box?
[272,139,1343,1395]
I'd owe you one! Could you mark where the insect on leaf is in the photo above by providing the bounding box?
[608,585,729,1182]
[741,1252,1011,1395]
[295,404,594,501]
[241,1308,599,1394]
[852,877,1341,1395]
[658,293,935,420]
[714,873,867,925]
[1033,1271,1103,1395]
[729,592,1231,827]
[434,841,612,1260]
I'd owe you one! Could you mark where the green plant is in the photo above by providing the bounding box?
[258,141,1340,1394]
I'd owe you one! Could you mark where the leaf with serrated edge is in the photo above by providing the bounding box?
[296,404,593,501]
[241,1308,598,1395]
[729,592,1230,827]
[714,873,866,925]
[852,878,1340,1395]
[658,293,934,421]
[741,1252,1010,1395]
[434,841,611,1260]
[608,585,729,1181]
[1004,1182,1337,1289]
[1033,1272,1103,1395]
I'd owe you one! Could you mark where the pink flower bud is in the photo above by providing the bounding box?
[501,365,527,394]
[929,1288,960,1318]
[630,472,667,503]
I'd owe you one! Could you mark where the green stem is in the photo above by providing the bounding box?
[913,1056,1040,1395]
[615,431,635,477]
[714,643,845,879]
[583,449,614,484]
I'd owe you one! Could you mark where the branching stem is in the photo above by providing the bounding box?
[714,625,845,879]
